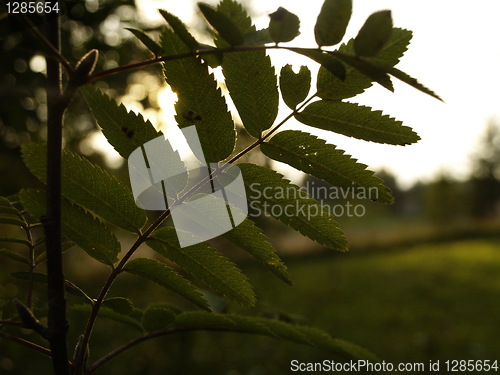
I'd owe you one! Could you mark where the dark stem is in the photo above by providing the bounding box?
[0,331,53,358]
[86,44,285,83]
[19,211,36,308]
[88,325,279,374]
[44,8,70,375]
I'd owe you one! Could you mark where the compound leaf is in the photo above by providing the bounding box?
[19,188,121,265]
[215,0,279,138]
[279,65,311,110]
[224,219,291,285]
[314,0,352,47]
[261,131,393,204]
[174,311,378,361]
[21,143,146,233]
[161,28,235,162]
[317,28,412,100]
[239,163,347,251]
[295,100,419,145]
[124,258,210,310]
[81,86,160,159]
[147,227,256,306]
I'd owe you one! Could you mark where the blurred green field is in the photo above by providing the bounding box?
[2,239,500,374]
[102,238,500,374]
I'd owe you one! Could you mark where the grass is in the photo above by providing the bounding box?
[2,239,500,374]
[235,239,500,367]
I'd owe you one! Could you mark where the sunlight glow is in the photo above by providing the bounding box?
[130,0,500,187]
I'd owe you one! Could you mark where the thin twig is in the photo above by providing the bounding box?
[15,13,73,75]
[0,331,52,358]
[86,44,284,83]
[88,324,283,373]
[0,320,26,328]
[20,213,36,309]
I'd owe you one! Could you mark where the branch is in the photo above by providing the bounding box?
[88,323,286,373]
[44,9,70,375]
[0,320,25,328]
[0,331,52,358]
[86,327,209,373]
[86,44,283,83]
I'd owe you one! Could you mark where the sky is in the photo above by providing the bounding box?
[129,0,500,188]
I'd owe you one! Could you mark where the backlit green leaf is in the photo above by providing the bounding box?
[314,0,352,47]
[279,65,311,110]
[317,28,412,100]
[243,29,273,45]
[161,28,235,161]
[126,28,162,56]
[198,3,244,46]
[354,10,393,57]
[0,196,11,206]
[261,130,394,204]
[0,217,25,227]
[159,9,198,50]
[0,206,20,216]
[239,163,347,251]
[70,304,143,331]
[385,66,443,101]
[268,7,300,44]
[224,219,291,285]
[0,238,31,247]
[215,0,279,138]
[331,51,393,91]
[174,311,379,361]
[21,143,146,233]
[288,48,346,80]
[19,188,121,265]
[0,248,29,264]
[142,304,177,331]
[102,298,134,316]
[124,258,210,310]
[147,227,256,306]
[295,100,419,145]
[81,86,160,159]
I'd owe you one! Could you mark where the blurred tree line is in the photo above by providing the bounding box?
[1,0,499,226]
[0,0,164,195]
[302,120,500,227]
